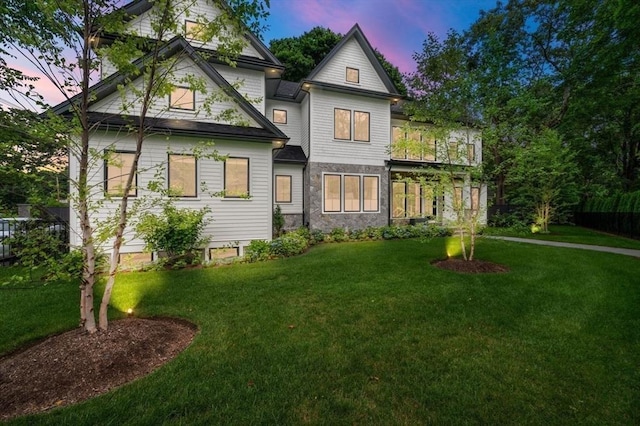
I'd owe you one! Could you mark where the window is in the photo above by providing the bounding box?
[354,111,370,142]
[448,142,459,161]
[471,187,480,211]
[391,126,405,159]
[467,144,476,163]
[392,180,437,218]
[344,175,360,212]
[346,67,360,83]
[185,20,205,41]
[335,109,369,142]
[224,157,249,197]
[454,186,463,210]
[169,87,195,110]
[363,176,379,212]
[334,108,351,140]
[275,175,292,203]
[407,130,422,160]
[323,174,379,213]
[210,247,239,260]
[105,151,136,196]
[168,154,197,197]
[424,137,437,161]
[324,174,341,212]
[273,109,287,124]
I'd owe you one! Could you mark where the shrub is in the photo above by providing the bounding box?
[244,239,271,263]
[136,205,210,261]
[269,231,308,257]
[273,205,285,237]
[328,227,348,242]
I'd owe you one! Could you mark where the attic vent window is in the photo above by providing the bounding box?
[185,20,205,41]
[346,67,359,83]
[169,87,195,111]
[273,109,287,124]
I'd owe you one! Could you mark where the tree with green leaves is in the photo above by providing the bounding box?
[2,0,268,332]
[269,26,407,95]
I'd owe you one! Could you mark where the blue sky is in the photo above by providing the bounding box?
[2,0,498,108]
[262,0,498,73]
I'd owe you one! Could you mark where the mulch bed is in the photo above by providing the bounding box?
[0,317,197,421]
[432,258,510,273]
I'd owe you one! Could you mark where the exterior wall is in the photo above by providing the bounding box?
[309,89,390,166]
[313,38,387,93]
[69,130,272,256]
[265,100,301,146]
[214,64,266,115]
[126,1,264,59]
[91,56,260,127]
[307,162,389,232]
[300,96,310,157]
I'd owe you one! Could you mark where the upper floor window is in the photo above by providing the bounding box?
[168,154,197,197]
[169,87,195,111]
[273,109,287,124]
[105,151,136,197]
[334,109,369,142]
[185,20,205,41]
[467,144,476,163]
[346,67,359,83]
[275,175,292,203]
[224,157,249,198]
[392,126,436,161]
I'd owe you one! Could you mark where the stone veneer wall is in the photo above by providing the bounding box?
[283,214,303,230]
[306,162,389,232]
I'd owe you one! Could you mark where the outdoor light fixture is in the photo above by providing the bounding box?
[272,140,285,149]
[127,308,134,316]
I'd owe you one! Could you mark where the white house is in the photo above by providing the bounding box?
[53,0,486,261]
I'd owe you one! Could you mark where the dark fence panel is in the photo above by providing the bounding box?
[1,219,70,266]
[573,212,640,240]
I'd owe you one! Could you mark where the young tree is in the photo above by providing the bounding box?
[3,0,269,332]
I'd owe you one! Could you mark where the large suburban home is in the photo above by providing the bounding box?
[53,0,485,262]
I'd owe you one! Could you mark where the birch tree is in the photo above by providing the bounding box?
[2,0,269,332]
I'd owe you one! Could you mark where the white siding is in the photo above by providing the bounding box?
[214,65,265,115]
[69,130,272,254]
[273,164,303,214]
[265,100,301,146]
[126,0,264,59]
[301,96,310,157]
[313,38,387,93]
[90,56,260,127]
[309,89,390,166]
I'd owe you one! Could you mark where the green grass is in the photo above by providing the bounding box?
[2,237,640,424]
[486,225,640,250]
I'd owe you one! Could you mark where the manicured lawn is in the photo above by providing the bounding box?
[486,224,640,249]
[1,237,639,424]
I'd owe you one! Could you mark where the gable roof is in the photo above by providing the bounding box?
[116,0,282,67]
[51,36,287,143]
[306,24,399,95]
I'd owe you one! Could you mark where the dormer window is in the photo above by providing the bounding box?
[169,87,195,111]
[346,67,359,83]
[273,109,287,124]
[185,20,205,41]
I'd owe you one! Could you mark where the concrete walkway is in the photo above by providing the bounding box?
[484,236,640,258]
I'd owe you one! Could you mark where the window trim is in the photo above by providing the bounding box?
[273,109,287,124]
[224,157,250,198]
[346,67,360,83]
[353,110,370,142]
[275,174,292,204]
[169,86,195,111]
[168,153,198,198]
[104,150,137,197]
[334,108,352,140]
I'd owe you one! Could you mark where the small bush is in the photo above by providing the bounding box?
[273,205,285,237]
[270,231,308,257]
[328,227,349,242]
[245,239,271,263]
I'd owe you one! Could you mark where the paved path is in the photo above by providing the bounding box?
[484,236,640,258]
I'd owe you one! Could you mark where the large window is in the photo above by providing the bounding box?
[334,109,369,142]
[275,175,292,203]
[392,180,437,219]
[391,127,436,161]
[323,174,379,213]
[224,157,249,198]
[169,87,195,110]
[105,151,136,197]
[334,108,351,140]
[168,154,197,197]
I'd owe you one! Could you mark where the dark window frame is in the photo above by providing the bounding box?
[272,109,287,124]
[353,110,370,142]
[104,150,138,197]
[168,153,198,198]
[363,175,379,212]
[334,108,352,140]
[224,157,250,198]
[275,174,292,203]
[323,174,342,212]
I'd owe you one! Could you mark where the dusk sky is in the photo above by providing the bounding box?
[2,0,498,109]
[263,0,499,74]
